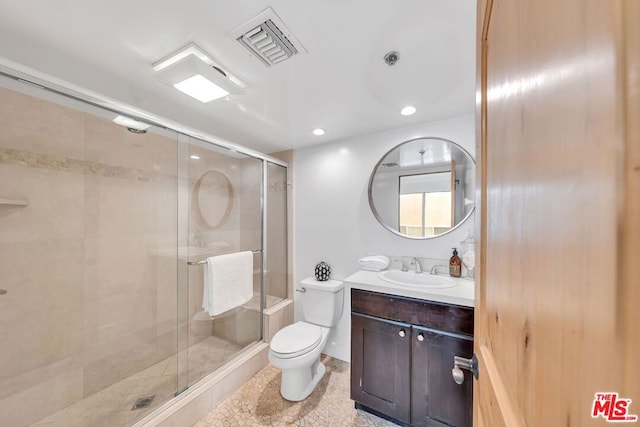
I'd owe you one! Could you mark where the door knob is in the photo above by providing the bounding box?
[451,354,478,385]
[398,329,406,338]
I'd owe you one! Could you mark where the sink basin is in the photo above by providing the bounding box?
[378,270,457,288]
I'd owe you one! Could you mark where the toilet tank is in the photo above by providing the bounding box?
[301,278,344,327]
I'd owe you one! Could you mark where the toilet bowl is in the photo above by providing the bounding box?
[268,278,344,401]
[269,322,330,401]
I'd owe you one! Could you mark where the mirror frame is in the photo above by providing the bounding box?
[367,136,476,240]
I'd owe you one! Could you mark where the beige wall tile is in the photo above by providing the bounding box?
[0,87,85,160]
[83,330,175,397]
[155,251,178,334]
[0,238,83,314]
[269,150,294,301]
[0,164,85,242]
[84,115,177,174]
[0,305,83,382]
[155,177,178,239]
[83,236,157,299]
[0,368,83,427]
[87,175,159,237]
[0,354,78,400]
[0,85,182,421]
[83,292,157,360]
[264,299,294,342]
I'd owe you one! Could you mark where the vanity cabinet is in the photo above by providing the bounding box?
[351,289,474,427]
[351,313,412,423]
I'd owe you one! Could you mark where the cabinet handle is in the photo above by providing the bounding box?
[398,329,406,338]
[417,333,424,342]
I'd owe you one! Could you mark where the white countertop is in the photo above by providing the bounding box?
[344,270,475,308]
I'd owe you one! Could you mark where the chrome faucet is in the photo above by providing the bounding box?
[411,258,422,274]
[393,258,409,271]
[430,264,445,275]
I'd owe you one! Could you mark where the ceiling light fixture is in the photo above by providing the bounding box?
[152,43,246,103]
[400,106,417,116]
[174,75,229,103]
[113,115,150,133]
[190,154,201,160]
[312,128,325,136]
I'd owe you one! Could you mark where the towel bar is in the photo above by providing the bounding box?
[187,250,262,265]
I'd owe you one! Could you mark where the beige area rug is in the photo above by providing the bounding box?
[194,356,398,426]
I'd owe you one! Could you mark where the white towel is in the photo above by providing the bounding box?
[358,255,391,271]
[202,251,253,316]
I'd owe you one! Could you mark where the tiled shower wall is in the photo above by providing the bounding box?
[0,85,180,425]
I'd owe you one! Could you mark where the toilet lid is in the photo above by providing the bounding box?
[270,322,322,358]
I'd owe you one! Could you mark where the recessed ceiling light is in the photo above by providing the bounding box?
[312,128,325,136]
[173,74,229,103]
[400,106,417,116]
[153,44,210,73]
[152,43,246,104]
[113,115,150,132]
[190,155,200,160]
[152,43,247,89]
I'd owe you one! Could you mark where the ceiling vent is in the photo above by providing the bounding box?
[229,8,307,67]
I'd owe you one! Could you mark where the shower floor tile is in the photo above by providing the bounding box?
[30,335,243,427]
[194,356,398,427]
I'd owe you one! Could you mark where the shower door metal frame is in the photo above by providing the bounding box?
[0,58,287,168]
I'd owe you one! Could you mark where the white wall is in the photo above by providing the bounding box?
[293,114,475,362]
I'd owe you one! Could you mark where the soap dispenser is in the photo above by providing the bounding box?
[449,248,462,278]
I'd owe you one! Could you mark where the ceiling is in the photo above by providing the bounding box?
[0,0,476,154]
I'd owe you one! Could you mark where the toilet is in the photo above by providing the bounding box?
[268,277,344,401]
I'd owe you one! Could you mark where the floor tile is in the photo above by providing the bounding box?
[194,356,398,427]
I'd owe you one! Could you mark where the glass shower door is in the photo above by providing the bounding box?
[0,79,183,426]
[0,72,288,427]
[178,137,263,388]
[265,162,288,308]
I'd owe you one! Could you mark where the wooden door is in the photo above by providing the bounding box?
[351,313,411,423]
[474,1,639,426]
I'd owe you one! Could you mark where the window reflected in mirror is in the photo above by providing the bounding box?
[399,172,453,237]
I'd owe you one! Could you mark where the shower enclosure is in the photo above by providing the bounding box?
[0,74,287,426]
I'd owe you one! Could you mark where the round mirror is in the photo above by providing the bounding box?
[368,137,475,239]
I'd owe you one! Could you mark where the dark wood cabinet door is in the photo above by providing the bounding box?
[411,326,473,427]
[351,313,412,424]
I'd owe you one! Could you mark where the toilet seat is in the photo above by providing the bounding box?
[270,322,322,359]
